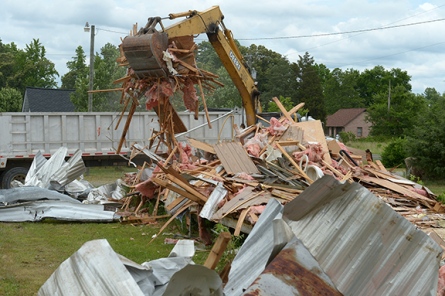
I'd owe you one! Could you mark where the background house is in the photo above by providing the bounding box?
[325,108,371,138]
[22,87,75,112]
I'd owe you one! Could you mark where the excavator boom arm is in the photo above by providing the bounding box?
[164,6,258,126]
[122,6,259,126]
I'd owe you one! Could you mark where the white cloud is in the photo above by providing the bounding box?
[1,0,444,93]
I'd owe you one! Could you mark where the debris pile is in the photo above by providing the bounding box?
[113,28,222,154]
[38,176,444,295]
[118,98,445,244]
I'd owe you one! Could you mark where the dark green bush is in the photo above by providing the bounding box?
[381,137,408,168]
[338,131,356,144]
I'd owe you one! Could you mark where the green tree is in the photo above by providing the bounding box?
[205,67,240,108]
[93,43,126,111]
[0,87,22,111]
[0,40,21,89]
[356,66,411,107]
[10,39,58,92]
[323,68,363,115]
[405,95,445,179]
[267,96,294,112]
[422,87,443,106]
[245,44,293,108]
[367,85,427,137]
[61,46,87,90]
[71,43,125,112]
[294,52,326,122]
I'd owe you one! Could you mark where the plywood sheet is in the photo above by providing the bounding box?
[294,120,331,163]
[214,141,259,175]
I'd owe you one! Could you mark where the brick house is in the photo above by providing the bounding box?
[325,108,371,138]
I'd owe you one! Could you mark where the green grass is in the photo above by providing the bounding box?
[82,166,137,187]
[0,166,211,295]
[347,140,388,155]
[0,221,209,295]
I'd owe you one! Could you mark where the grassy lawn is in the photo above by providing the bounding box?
[0,166,211,295]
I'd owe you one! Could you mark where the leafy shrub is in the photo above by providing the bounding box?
[381,137,408,168]
[338,131,356,144]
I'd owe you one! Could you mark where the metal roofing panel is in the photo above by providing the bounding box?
[243,236,342,296]
[224,199,283,296]
[0,186,80,205]
[38,239,146,296]
[0,200,119,222]
[283,175,442,295]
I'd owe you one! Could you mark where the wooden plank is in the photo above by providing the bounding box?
[280,102,305,123]
[188,138,216,154]
[212,188,271,221]
[214,142,259,174]
[272,96,294,123]
[165,196,186,212]
[360,175,435,208]
[165,174,208,204]
[203,232,232,270]
[280,125,304,143]
[234,209,249,236]
[276,142,313,184]
[152,177,205,205]
[198,79,212,129]
[294,120,332,163]
[154,101,187,134]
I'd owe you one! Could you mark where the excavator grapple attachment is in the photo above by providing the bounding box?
[122,31,169,78]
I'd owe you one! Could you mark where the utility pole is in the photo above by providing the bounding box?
[84,22,95,112]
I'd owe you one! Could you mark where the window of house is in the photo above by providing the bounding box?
[357,127,363,137]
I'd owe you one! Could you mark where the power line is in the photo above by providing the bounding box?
[238,18,445,41]
[97,28,128,35]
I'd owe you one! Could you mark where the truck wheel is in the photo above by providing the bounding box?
[1,167,29,189]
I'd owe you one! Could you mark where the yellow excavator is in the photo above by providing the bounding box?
[121,5,260,126]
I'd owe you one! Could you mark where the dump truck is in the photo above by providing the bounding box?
[0,110,241,188]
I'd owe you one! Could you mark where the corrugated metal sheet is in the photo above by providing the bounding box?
[0,200,119,222]
[39,239,220,296]
[38,239,147,296]
[243,236,342,296]
[0,186,80,205]
[224,199,283,296]
[283,175,442,295]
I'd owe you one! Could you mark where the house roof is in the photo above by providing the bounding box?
[326,108,366,127]
[22,87,75,112]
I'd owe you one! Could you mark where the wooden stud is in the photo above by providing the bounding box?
[203,231,232,270]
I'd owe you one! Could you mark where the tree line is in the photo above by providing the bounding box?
[1,38,444,178]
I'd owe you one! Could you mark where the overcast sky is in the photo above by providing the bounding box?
[1,0,444,94]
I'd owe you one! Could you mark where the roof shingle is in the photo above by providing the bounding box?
[326,108,366,127]
[22,87,75,112]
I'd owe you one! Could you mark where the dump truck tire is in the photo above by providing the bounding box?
[1,167,28,189]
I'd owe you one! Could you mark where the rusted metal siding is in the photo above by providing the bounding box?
[283,176,442,296]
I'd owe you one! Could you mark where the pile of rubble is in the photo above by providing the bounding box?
[118,97,445,246]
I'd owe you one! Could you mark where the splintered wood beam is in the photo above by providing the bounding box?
[113,76,131,84]
[198,79,212,129]
[234,208,249,236]
[87,88,124,93]
[149,200,194,244]
[203,231,231,270]
[117,99,137,154]
[276,142,313,184]
[280,102,305,123]
[272,96,294,123]
[152,177,204,205]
